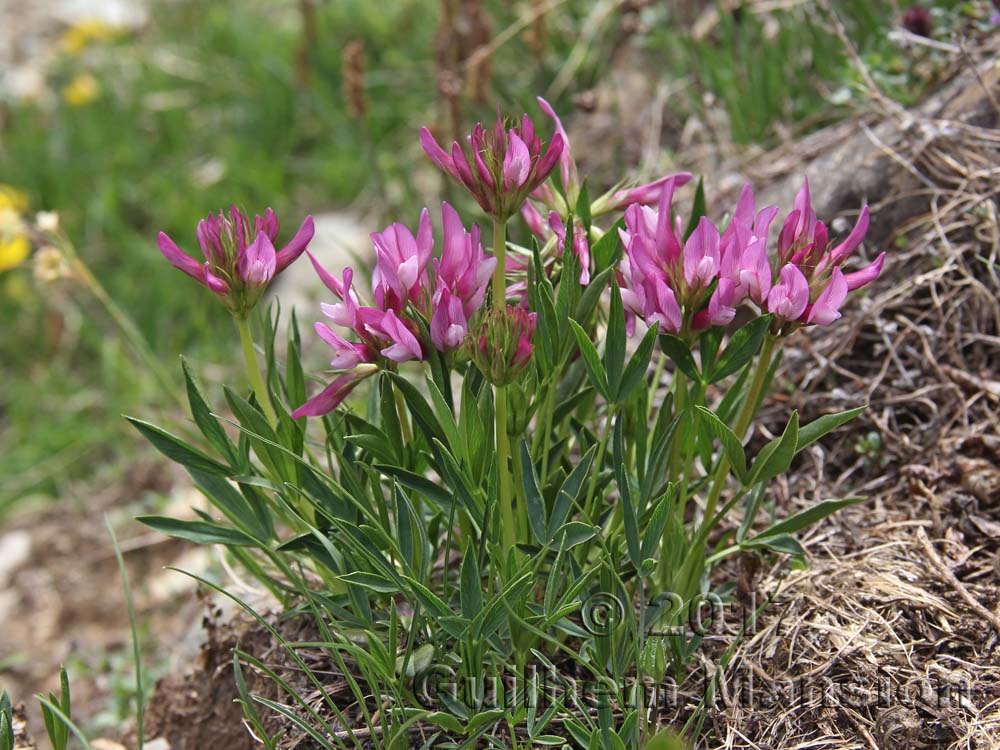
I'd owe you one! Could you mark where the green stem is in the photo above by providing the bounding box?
[702,333,777,524]
[393,382,413,445]
[492,218,517,556]
[237,314,278,426]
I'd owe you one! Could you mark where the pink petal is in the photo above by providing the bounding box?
[843,251,885,291]
[237,231,277,286]
[807,267,849,325]
[275,215,315,273]
[292,368,375,418]
[157,232,205,281]
[420,127,458,179]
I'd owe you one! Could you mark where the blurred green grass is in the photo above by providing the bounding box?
[0,0,969,513]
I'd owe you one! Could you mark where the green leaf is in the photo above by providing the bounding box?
[126,418,230,476]
[395,485,416,570]
[387,372,445,445]
[520,440,547,545]
[647,727,691,750]
[422,711,465,735]
[189,469,273,542]
[576,179,592,230]
[285,311,307,411]
[557,521,597,548]
[748,411,798,485]
[223,387,290,480]
[338,571,399,594]
[641,486,676,562]
[683,176,706,240]
[182,357,238,466]
[137,516,257,546]
[617,322,659,403]
[797,406,866,453]
[614,415,641,567]
[604,282,627,398]
[592,217,625,272]
[546,444,597,539]
[484,573,535,640]
[426,377,462,461]
[378,375,404,463]
[694,406,747,483]
[750,496,865,542]
[709,315,772,383]
[375,465,454,512]
[569,319,609,399]
[698,326,725,376]
[460,544,483,619]
[743,533,806,558]
[658,334,701,382]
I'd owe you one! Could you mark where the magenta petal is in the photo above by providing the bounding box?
[521,201,546,238]
[610,172,693,209]
[767,264,810,322]
[502,131,532,190]
[307,250,347,298]
[807,267,849,325]
[292,369,374,418]
[843,251,885,291]
[237,231,277,286]
[420,127,459,178]
[828,206,870,266]
[157,232,206,282]
[532,133,564,188]
[275,215,315,273]
[536,96,575,187]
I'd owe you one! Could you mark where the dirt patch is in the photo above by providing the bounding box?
[0,460,209,743]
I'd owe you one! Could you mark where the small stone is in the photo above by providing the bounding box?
[0,531,31,583]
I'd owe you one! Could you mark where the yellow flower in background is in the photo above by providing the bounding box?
[60,19,119,54]
[63,73,101,106]
[0,185,29,213]
[0,185,31,272]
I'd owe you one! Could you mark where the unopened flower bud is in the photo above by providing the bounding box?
[470,304,537,386]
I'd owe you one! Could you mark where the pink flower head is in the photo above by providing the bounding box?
[805,267,848,325]
[420,108,564,220]
[766,264,810,322]
[683,216,722,289]
[365,308,424,363]
[777,178,826,267]
[157,205,314,314]
[434,202,495,317]
[720,185,778,305]
[430,286,469,352]
[618,178,737,334]
[470,305,537,386]
[371,208,434,311]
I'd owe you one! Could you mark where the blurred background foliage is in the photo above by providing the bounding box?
[0,0,979,512]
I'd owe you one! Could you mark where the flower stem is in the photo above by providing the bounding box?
[236,314,279,426]
[492,218,517,556]
[701,333,777,524]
